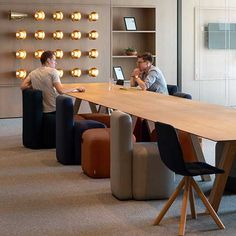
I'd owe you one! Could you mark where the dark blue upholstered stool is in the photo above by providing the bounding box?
[22,88,56,149]
[56,95,106,165]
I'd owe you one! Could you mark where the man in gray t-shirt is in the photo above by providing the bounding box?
[21,51,85,113]
[130,52,168,95]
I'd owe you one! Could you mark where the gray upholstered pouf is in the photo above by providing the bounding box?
[133,142,175,200]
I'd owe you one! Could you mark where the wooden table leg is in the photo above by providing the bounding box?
[191,134,211,181]
[208,141,236,212]
[73,98,82,115]
[89,102,98,113]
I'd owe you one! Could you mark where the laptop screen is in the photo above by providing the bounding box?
[113,66,125,81]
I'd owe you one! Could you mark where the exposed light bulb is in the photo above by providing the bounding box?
[34,10,45,21]
[71,30,81,40]
[88,49,99,58]
[15,50,27,59]
[71,68,82,77]
[16,69,27,79]
[54,49,63,59]
[53,11,63,21]
[71,12,81,21]
[16,30,27,39]
[71,49,81,59]
[88,67,99,77]
[88,11,99,21]
[34,30,45,40]
[88,30,99,40]
[34,50,44,59]
[53,30,63,40]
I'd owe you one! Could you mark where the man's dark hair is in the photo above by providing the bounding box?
[137,52,153,64]
[40,51,55,65]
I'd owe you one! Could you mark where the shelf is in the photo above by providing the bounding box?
[112,30,156,33]
[112,6,156,80]
[113,55,157,58]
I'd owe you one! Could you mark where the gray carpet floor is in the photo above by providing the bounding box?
[1,118,236,236]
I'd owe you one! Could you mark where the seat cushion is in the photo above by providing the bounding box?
[79,113,110,128]
[81,128,110,178]
[185,162,224,176]
[74,120,106,165]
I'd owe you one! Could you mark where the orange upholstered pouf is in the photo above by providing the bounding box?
[81,128,110,178]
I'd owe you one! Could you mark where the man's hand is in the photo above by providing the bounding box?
[71,87,85,92]
[77,87,85,92]
[131,68,141,77]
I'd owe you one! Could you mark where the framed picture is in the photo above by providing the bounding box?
[124,17,137,31]
[113,66,125,85]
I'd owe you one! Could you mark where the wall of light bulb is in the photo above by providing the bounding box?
[0,2,111,118]
[10,8,107,80]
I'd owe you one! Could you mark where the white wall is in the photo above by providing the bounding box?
[182,0,236,106]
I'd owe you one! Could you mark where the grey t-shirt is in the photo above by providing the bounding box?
[142,65,168,94]
[27,66,61,113]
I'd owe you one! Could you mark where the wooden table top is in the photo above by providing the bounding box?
[64,82,236,142]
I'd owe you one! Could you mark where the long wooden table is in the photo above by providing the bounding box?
[65,82,236,212]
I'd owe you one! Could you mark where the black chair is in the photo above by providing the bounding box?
[154,122,225,236]
[173,92,192,99]
[22,88,56,149]
[167,84,178,95]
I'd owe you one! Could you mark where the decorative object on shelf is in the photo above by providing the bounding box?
[88,49,99,58]
[88,30,99,40]
[53,11,63,21]
[16,69,27,79]
[88,67,99,77]
[9,11,28,20]
[124,17,137,31]
[15,50,27,59]
[88,11,99,21]
[71,49,81,59]
[54,49,63,59]
[71,30,81,40]
[34,30,45,40]
[53,30,63,40]
[34,50,44,59]
[124,47,137,56]
[71,68,82,77]
[57,69,63,78]
[71,12,81,21]
[34,10,45,21]
[16,30,27,39]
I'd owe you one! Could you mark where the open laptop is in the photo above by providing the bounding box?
[113,66,125,85]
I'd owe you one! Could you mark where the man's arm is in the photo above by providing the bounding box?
[133,76,146,90]
[54,82,85,94]
[20,76,32,90]
[54,82,64,94]
[130,68,144,88]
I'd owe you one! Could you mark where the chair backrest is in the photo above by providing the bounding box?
[56,95,75,164]
[155,121,189,176]
[173,92,192,99]
[110,110,133,199]
[167,84,178,95]
[22,88,43,148]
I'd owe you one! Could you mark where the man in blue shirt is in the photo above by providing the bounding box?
[130,52,168,94]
